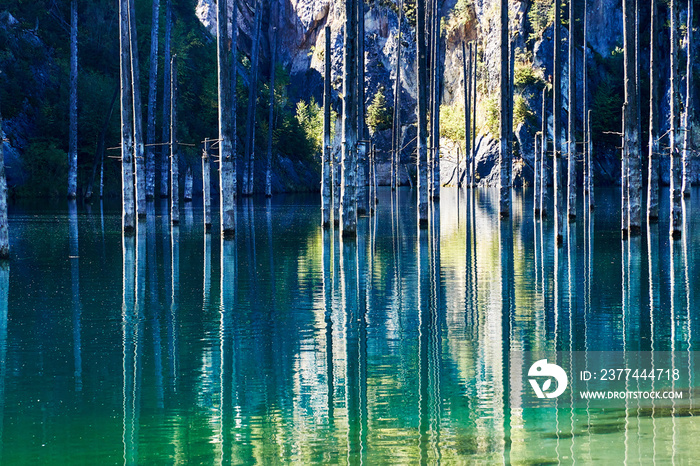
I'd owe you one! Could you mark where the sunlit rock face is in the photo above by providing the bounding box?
[193,0,654,188]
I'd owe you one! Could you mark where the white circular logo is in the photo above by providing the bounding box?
[528,359,568,399]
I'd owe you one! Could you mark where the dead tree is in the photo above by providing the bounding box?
[119,0,136,234]
[499,0,510,218]
[540,87,548,217]
[553,0,563,244]
[203,139,211,231]
[128,0,146,218]
[266,0,279,198]
[471,40,477,188]
[341,0,358,236]
[683,0,695,198]
[322,26,332,228]
[160,0,172,198]
[170,56,179,225]
[462,41,470,189]
[243,0,262,196]
[68,0,78,200]
[218,0,236,238]
[391,1,403,191]
[86,87,118,201]
[647,0,659,221]
[357,0,368,214]
[145,0,160,200]
[0,100,9,259]
[567,0,576,222]
[430,0,441,200]
[416,0,429,227]
[670,0,683,238]
[624,0,641,236]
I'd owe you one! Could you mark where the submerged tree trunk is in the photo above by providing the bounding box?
[471,40,477,189]
[534,131,540,217]
[567,0,576,222]
[322,26,331,228]
[203,139,211,231]
[499,0,510,218]
[0,101,9,259]
[430,0,441,200]
[624,0,641,235]
[243,0,262,196]
[218,0,235,238]
[587,109,593,209]
[462,41,470,189]
[128,0,146,218]
[416,0,429,226]
[391,2,403,191]
[540,87,548,217]
[159,0,172,198]
[341,0,358,236]
[647,0,659,221]
[553,0,563,244]
[683,0,694,198]
[266,1,279,198]
[68,0,78,200]
[170,56,179,225]
[86,87,118,201]
[357,0,368,215]
[670,0,683,238]
[120,0,136,234]
[145,0,160,200]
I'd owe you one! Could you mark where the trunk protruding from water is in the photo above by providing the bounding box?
[357,0,368,215]
[430,0,442,201]
[160,0,172,198]
[184,167,192,201]
[170,56,179,225]
[623,0,641,236]
[322,26,332,228]
[119,0,136,235]
[499,0,510,219]
[683,0,695,198]
[462,41,471,190]
[243,0,262,196]
[145,0,160,200]
[416,0,428,227]
[471,40,477,189]
[266,0,279,199]
[218,0,236,238]
[391,1,403,192]
[647,0,659,221]
[68,0,78,200]
[567,0,576,223]
[203,139,211,231]
[587,110,594,210]
[341,0,358,237]
[128,0,146,219]
[553,0,563,245]
[670,0,683,239]
[540,87,548,218]
[0,100,9,259]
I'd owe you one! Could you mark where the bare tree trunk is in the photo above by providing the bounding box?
[120,0,136,234]
[471,40,477,188]
[322,26,331,228]
[416,0,428,227]
[540,87,548,217]
[0,101,9,259]
[231,0,238,200]
[128,0,146,219]
[86,87,118,201]
[159,0,172,198]
[341,0,358,236]
[647,0,659,221]
[587,109,593,209]
[430,0,441,200]
[183,167,192,201]
[462,41,470,189]
[683,0,694,197]
[553,0,563,244]
[203,139,211,231]
[624,0,641,236]
[621,105,628,238]
[170,56,179,225]
[391,2,403,191]
[357,0,368,215]
[670,0,683,239]
[145,0,160,200]
[583,0,588,198]
[243,0,262,196]
[219,0,236,238]
[534,131,540,217]
[68,0,78,200]
[499,0,510,218]
[567,0,576,222]
[266,1,278,198]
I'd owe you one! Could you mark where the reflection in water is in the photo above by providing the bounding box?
[2,188,700,463]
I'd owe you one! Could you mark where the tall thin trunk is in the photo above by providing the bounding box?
[647,0,659,221]
[416,0,429,226]
[322,26,332,228]
[231,0,238,199]
[86,87,118,201]
[120,0,136,234]
[342,0,358,236]
[587,109,593,208]
[553,0,563,244]
[683,0,694,197]
[159,0,172,198]
[508,39,514,189]
[203,139,211,231]
[462,41,470,189]
[624,0,641,235]
[430,0,441,200]
[145,0,160,200]
[583,0,588,198]
[170,56,179,225]
[266,1,279,198]
[621,104,628,237]
[471,40,477,188]
[357,0,368,214]
[219,0,236,238]
[540,87,548,217]
[534,130,540,217]
[670,0,683,238]
[243,0,262,196]
[391,2,403,191]
[499,0,510,218]
[128,0,146,218]
[68,0,78,200]
[0,100,9,259]
[567,0,576,222]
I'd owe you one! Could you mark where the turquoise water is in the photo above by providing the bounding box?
[1,187,699,464]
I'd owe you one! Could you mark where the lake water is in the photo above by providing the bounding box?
[1,187,699,464]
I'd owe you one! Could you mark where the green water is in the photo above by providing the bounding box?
[1,187,699,464]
